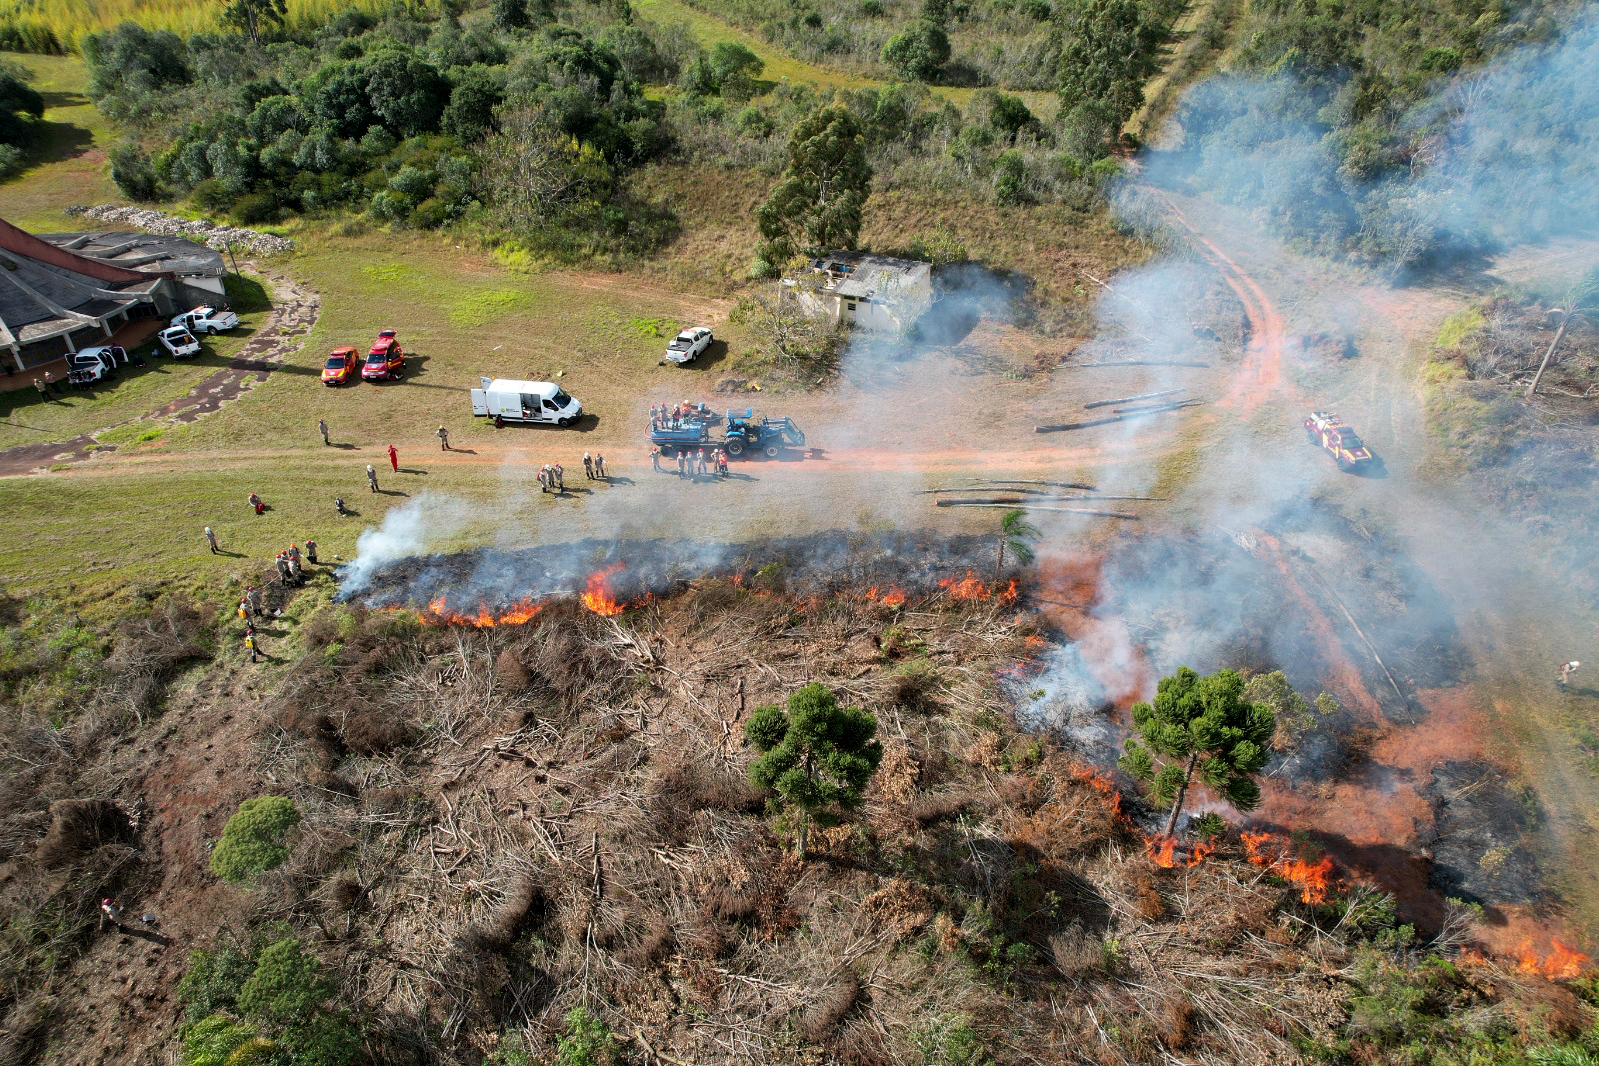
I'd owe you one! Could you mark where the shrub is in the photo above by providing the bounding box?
[181,1015,272,1066]
[238,940,332,1024]
[231,193,282,225]
[210,796,300,884]
[177,946,254,1022]
[0,143,24,180]
[881,21,950,82]
[555,1007,613,1066]
[109,140,159,198]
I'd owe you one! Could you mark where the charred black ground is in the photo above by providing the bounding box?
[339,530,1009,610]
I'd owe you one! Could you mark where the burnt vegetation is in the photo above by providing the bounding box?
[3,580,1597,1064]
[1430,294,1599,595]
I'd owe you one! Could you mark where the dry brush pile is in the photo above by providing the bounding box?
[3,580,1594,1065]
[234,579,1483,1066]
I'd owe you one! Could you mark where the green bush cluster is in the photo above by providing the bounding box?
[85,12,666,246]
[178,939,361,1066]
[210,796,301,884]
[0,58,45,180]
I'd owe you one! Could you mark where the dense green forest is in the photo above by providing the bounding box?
[87,4,1141,262]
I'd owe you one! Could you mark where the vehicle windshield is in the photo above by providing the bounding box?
[171,333,194,343]
[366,351,388,363]
[325,356,346,368]
[1341,434,1364,450]
[551,388,572,406]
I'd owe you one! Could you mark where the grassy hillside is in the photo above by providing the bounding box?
[0,0,404,53]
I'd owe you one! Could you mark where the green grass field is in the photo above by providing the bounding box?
[638,0,1059,118]
[0,39,1109,603]
[0,0,406,53]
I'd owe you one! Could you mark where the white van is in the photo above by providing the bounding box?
[470,378,583,426]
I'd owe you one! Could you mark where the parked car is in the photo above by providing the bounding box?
[170,306,239,335]
[158,326,201,358]
[322,346,358,386]
[665,327,714,364]
[362,330,404,381]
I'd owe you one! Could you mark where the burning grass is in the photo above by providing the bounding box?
[6,575,1592,1065]
[219,576,1599,1065]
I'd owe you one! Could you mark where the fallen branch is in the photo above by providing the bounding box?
[934,502,1139,518]
[932,495,1159,504]
[1073,360,1210,369]
[1085,388,1183,410]
[1289,547,1411,713]
[1035,401,1201,433]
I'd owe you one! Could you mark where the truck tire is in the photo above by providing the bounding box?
[558,416,574,427]
[725,438,744,456]
[660,445,675,458]
[764,445,779,458]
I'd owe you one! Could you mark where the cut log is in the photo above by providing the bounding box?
[1084,388,1183,410]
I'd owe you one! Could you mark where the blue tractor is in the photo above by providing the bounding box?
[722,410,805,457]
[648,409,806,459]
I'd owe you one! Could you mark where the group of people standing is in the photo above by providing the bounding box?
[650,402,703,430]
[539,452,610,493]
[650,445,729,479]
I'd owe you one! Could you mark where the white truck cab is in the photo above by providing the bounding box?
[471,378,583,427]
[171,306,239,335]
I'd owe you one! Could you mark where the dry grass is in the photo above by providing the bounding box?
[215,582,1381,1065]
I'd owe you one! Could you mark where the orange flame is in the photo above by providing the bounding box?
[1514,939,1591,980]
[862,586,908,607]
[1068,762,1123,820]
[1144,834,1214,868]
[1240,831,1335,904]
[421,595,543,628]
[938,572,1019,603]
[581,565,626,616]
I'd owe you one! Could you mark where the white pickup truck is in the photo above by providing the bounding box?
[158,326,202,358]
[471,378,583,426]
[664,327,713,364]
[170,306,239,335]
[68,346,126,383]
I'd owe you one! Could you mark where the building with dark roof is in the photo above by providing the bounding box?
[38,229,227,298]
[0,218,224,372]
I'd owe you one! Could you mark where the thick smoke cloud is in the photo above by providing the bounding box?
[339,493,470,595]
[1143,10,1599,270]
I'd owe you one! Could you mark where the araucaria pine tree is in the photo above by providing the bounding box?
[746,683,883,858]
[1118,667,1275,838]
